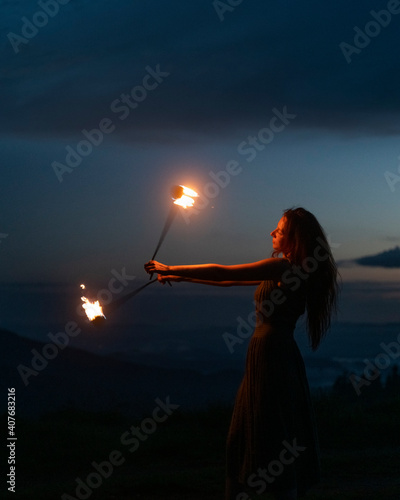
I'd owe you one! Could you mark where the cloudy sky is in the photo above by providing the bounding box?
[1,0,400,322]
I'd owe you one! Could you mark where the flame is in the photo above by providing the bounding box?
[80,284,105,321]
[173,185,198,208]
[81,296,106,321]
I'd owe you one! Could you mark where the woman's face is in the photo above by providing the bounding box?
[270,216,287,254]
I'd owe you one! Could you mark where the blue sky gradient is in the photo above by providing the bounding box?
[1,0,400,324]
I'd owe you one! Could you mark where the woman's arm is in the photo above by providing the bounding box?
[145,258,290,282]
[159,275,261,287]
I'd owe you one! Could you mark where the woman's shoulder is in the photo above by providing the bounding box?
[259,257,292,280]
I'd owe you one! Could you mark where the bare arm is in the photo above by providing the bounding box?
[159,275,261,287]
[145,258,290,282]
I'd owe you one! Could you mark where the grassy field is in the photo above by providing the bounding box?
[4,390,400,500]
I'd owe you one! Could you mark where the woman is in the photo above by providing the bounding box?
[144,207,339,500]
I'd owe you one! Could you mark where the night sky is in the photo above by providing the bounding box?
[1,0,400,323]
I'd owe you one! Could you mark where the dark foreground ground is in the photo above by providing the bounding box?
[3,388,400,500]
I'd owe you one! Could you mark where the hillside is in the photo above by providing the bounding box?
[2,395,400,500]
[1,328,242,417]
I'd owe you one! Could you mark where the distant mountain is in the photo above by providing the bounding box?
[355,246,400,268]
[4,321,398,418]
[1,328,242,418]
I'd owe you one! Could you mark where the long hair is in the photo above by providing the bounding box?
[274,207,340,350]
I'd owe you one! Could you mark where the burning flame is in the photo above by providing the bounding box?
[80,284,106,321]
[81,297,106,321]
[173,185,198,208]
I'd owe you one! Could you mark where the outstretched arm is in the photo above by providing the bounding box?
[145,258,290,282]
[158,275,261,287]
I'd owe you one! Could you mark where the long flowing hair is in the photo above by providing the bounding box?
[274,207,340,350]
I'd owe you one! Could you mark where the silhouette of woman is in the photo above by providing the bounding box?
[144,207,340,500]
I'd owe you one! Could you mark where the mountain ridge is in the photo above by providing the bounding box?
[1,328,242,418]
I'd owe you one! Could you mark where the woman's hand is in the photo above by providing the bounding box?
[144,260,170,275]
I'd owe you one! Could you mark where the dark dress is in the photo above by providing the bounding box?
[226,277,321,496]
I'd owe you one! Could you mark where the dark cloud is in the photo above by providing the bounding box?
[2,0,400,139]
[355,246,400,268]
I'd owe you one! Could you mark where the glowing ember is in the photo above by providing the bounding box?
[80,285,106,321]
[172,185,198,208]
